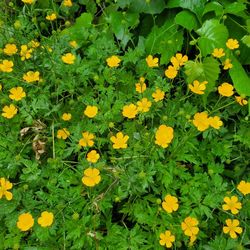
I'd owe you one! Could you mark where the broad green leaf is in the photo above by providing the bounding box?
[202,2,223,16]
[224,2,246,14]
[175,10,199,31]
[197,19,228,57]
[242,35,250,48]
[129,0,166,14]
[229,56,250,96]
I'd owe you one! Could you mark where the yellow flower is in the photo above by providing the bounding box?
[2,104,18,119]
[146,55,159,68]
[189,235,197,246]
[82,168,101,187]
[222,196,242,214]
[165,65,178,79]
[46,13,57,21]
[110,132,129,149]
[29,40,40,48]
[237,180,250,195]
[192,112,210,132]
[0,60,14,72]
[61,53,76,64]
[170,53,188,69]
[137,98,152,113]
[106,55,121,68]
[122,104,138,119]
[226,38,239,50]
[212,48,225,58]
[69,40,78,48]
[223,58,233,70]
[23,71,40,83]
[181,217,199,237]
[0,177,13,201]
[38,211,54,227]
[152,89,165,102]
[162,194,179,213]
[3,44,18,56]
[79,132,95,147]
[9,87,26,101]
[159,230,175,248]
[235,96,248,106]
[17,213,34,231]
[208,116,223,129]
[84,105,98,118]
[20,45,32,61]
[0,84,2,91]
[223,219,242,239]
[135,77,146,93]
[218,82,234,97]
[155,125,174,148]
[22,0,34,4]
[62,113,72,121]
[87,150,100,163]
[57,128,70,140]
[189,80,208,95]
[63,0,73,7]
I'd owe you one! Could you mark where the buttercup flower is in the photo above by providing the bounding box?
[226,38,239,50]
[69,41,78,48]
[38,211,54,227]
[223,59,233,70]
[62,113,72,121]
[146,55,159,68]
[137,98,152,113]
[0,60,14,72]
[61,53,76,64]
[218,82,234,97]
[235,96,248,106]
[22,0,34,4]
[223,219,242,239]
[9,87,26,101]
[23,71,40,83]
[17,213,34,231]
[170,53,188,69]
[46,13,57,21]
[152,89,165,102]
[79,132,95,147]
[135,77,146,93]
[87,150,100,163]
[57,128,70,140]
[222,196,242,214]
[193,112,210,132]
[20,45,32,61]
[212,48,225,58]
[110,132,129,149]
[162,194,179,213]
[122,104,138,119]
[155,125,174,148]
[181,217,199,237]
[189,80,208,95]
[63,0,73,7]
[84,105,98,118]
[208,116,223,129]
[165,65,178,79]
[237,180,250,195]
[106,55,121,68]
[28,40,40,48]
[2,104,18,119]
[0,177,13,200]
[159,230,175,248]
[82,168,101,187]
[3,44,18,56]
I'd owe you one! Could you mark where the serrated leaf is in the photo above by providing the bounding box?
[175,10,198,31]
[197,19,229,57]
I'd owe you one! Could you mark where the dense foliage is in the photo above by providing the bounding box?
[0,0,249,249]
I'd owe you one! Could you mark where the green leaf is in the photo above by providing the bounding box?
[129,0,166,14]
[224,2,246,14]
[242,35,250,48]
[229,56,250,96]
[202,1,223,16]
[175,10,199,31]
[197,19,229,57]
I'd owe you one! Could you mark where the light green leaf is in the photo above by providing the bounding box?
[175,10,199,31]
[202,1,223,16]
[129,0,166,14]
[224,2,246,14]
[242,35,250,48]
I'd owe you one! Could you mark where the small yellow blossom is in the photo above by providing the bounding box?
[189,80,208,95]
[46,13,57,21]
[86,150,100,163]
[22,0,34,4]
[181,217,199,237]
[38,211,54,227]
[155,125,174,148]
[84,105,98,118]
[61,53,76,64]
[165,65,178,79]
[222,196,242,214]
[0,177,13,201]
[235,96,248,106]
[62,113,72,121]
[135,77,146,93]
[218,82,234,97]
[146,55,159,68]
[69,41,78,48]
[208,116,223,129]
[2,104,18,119]
[106,55,121,68]
[63,0,73,7]
[57,128,70,140]
[162,194,179,213]
[9,87,26,101]
[3,44,18,56]
[20,45,32,61]
[193,112,210,131]
[17,213,34,231]
[226,38,239,50]
[82,168,101,187]
[212,48,225,58]
[23,71,40,83]
[137,98,152,113]
[0,60,14,72]
[170,53,188,69]
[223,219,242,239]
[29,40,40,48]
[159,230,175,248]
[122,104,138,119]
[110,132,129,149]
[79,132,95,147]
[237,180,250,195]
[223,58,233,70]
[152,89,165,102]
